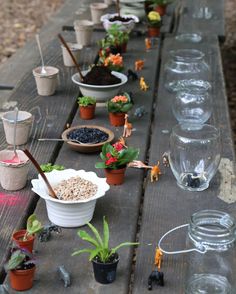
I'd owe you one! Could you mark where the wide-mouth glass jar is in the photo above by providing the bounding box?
[164,49,211,93]
[169,124,221,191]
[172,87,212,124]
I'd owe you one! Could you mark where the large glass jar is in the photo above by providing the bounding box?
[186,210,236,293]
[169,124,221,191]
[164,49,211,92]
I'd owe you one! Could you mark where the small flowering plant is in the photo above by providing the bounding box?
[95,142,139,169]
[102,53,124,72]
[147,11,162,27]
[107,92,133,113]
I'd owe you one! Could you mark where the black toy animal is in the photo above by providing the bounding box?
[148,270,164,290]
[38,223,62,242]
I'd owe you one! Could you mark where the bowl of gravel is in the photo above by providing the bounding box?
[31,169,110,227]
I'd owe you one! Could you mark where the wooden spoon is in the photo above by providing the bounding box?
[23,149,57,199]
[58,33,84,81]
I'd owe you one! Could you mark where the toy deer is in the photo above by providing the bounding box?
[140,77,149,91]
[123,114,132,138]
[135,59,144,71]
[151,161,161,182]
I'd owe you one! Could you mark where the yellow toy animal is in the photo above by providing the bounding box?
[140,77,149,91]
[151,161,161,182]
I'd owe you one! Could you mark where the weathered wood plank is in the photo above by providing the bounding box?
[132,35,235,293]
[8,36,161,293]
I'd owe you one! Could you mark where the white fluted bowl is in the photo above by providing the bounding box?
[31,169,110,227]
[101,13,139,33]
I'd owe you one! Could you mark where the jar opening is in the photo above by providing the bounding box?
[170,49,205,62]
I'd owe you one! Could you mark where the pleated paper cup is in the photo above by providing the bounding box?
[33,66,59,96]
[74,20,94,46]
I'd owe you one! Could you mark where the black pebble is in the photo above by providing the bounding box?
[67,127,109,144]
[186,172,201,188]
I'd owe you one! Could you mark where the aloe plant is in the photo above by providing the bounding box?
[72,217,138,263]
[23,214,43,241]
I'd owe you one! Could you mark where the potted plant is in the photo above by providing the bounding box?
[107,92,133,126]
[12,214,43,253]
[40,163,65,172]
[72,216,138,284]
[95,141,139,185]
[78,96,96,120]
[147,11,162,37]
[147,0,173,16]
[100,53,124,72]
[4,248,36,291]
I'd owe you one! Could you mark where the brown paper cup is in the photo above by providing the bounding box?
[61,43,82,67]
[74,20,94,46]
[90,3,108,24]
[33,66,59,96]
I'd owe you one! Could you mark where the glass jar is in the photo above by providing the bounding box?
[169,124,221,191]
[172,87,212,124]
[164,49,211,92]
[186,210,236,293]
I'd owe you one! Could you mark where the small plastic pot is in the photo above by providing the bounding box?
[12,229,35,253]
[92,255,119,284]
[104,167,126,185]
[79,104,96,120]
[109,112,126,126]
[10,265,36,291]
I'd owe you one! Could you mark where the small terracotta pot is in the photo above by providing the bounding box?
[79,104,96,120]
[10,265,36,291]
[155,5,167,16]
[12,230,35,253]
[109,112,125,127]
[147,26,160,37]
[104,167,126,185]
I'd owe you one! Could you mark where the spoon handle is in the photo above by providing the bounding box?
[35,34,45,69]
[23,149,57,199]
[13,107,18,156]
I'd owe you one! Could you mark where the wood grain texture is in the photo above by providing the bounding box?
[132,36,236,293]
[8,36,161,294]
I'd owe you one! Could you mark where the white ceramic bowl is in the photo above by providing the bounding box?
[31,169,110,227]
[72,70,128,102]
[101,13,139,33]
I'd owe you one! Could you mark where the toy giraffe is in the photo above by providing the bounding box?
[123,114,132,138]
[140,77,149,91]
[118,136,127,148]
[151,161,161,182]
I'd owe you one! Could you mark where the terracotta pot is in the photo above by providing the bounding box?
[148,26,160,37]
[155,5,167,16]
[104,167,126,185]
[109,112,125,127]
[10,265,35,291]
[12,230,35,253]
[79,104,96,120]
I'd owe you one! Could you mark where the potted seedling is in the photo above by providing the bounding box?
[95,141,139,185]
[78,96,96,120]
[147,11,162,37]
[12,214,43,253]
[72,216,138,284]
[4,248,36,291]
[107,92,133,126]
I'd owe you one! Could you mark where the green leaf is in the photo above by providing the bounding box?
[87,222,104,247]
[71,248,93,257]
[111,242,139,255]
[26,214,43,237]
[103,216,109,249]
[95,162,107,169]
[89,248,101,261]
[78,230,100,248]
[4,250,26,271]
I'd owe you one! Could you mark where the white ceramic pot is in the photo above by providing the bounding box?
[31,169,110,227]
[0,150,30,191]
[33,66,59,96]
[61,43,82,67]
[74,20,94,46]
[101,13,139,33]
[90,3,108,24]
[71,70,128,102]
[2,110,32,145]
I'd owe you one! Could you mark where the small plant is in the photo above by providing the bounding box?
[78,96,96,107]
[95,142,139,169]
[4,248,36,272]
[23,214,43,241]
[72,216,138,263]
[101,53,124,72]
[147,11,162,27]
[40,163,65,173]
[107,92,133,113]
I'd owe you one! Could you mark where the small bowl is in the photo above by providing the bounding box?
[31,169,110,227]
[101,13,139,33]
[72,70,128,102]
[62,125,115,153]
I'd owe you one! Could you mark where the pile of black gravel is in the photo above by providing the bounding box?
[67,127,109,144]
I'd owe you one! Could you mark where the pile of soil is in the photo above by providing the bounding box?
[109,16,133,22]
[82,66,121,85]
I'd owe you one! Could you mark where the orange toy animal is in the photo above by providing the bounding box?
[135,59,145,71]
[154,248,163,271]
[123,114,133,138]
[151,161,161,182]
[140,77,149,91]
[145,38,151,51]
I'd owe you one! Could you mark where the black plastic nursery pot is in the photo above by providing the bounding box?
[92,255,119,284]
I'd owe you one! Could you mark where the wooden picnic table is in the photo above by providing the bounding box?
[0,0,234,293]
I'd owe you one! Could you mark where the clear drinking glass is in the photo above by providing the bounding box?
[172,88,212,124]
[185,210,236,293]
[169,124,221,191]
[164,49,211,93]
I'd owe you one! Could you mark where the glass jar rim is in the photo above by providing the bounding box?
[171,123,220,141]
[189,210,236,250]
[170,49,205,61]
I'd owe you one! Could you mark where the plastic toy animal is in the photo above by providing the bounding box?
[151,161,161,182]
[118,136,127,148]
[145,38,151,50]
[134,106,146,118]
[140,77,149,91]
[123,114,133,138]
[162,152,170,167]
[38,223,62,242]
[58,265,71,287]
[127,69,138,81]
[135,59,145,71]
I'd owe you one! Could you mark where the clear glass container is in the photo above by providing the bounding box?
[172,87,212,124]
[164,49,211,93]
[169,124,221,191]
[186,210,236,293]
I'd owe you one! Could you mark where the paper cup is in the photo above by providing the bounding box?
[74,20,94,46]
[90,3,108,24]
[61,43,82,67]
[33,66,59,96]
